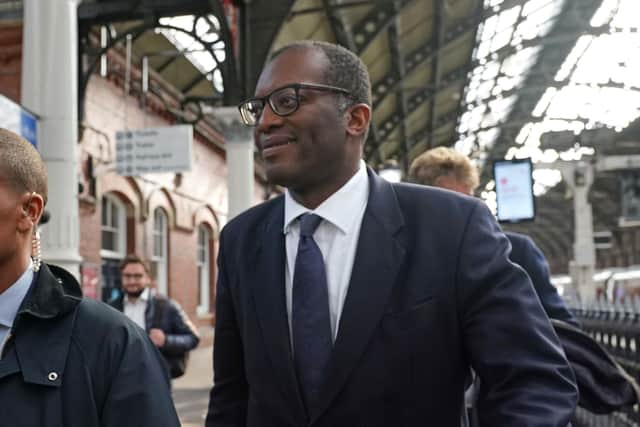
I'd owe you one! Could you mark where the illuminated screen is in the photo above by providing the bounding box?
[493,159,535,223]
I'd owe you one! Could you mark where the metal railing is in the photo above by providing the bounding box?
[571,300,640,427]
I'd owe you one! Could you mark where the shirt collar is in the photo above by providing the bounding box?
[284,160,369,234]
[0,261,34,328]
[125,287,150,304]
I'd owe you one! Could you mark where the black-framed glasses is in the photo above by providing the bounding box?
[238,83,351,126]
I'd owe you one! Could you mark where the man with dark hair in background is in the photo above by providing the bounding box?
[206,41,577,426]
[109,254,200,379]
[0,128,180,426]
[409,146,578,326]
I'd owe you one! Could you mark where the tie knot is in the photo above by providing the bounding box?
[299,213,323,237]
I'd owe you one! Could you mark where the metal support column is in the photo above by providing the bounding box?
[559,161,596,303]
[214,107,255,221]
[21,0,82,278]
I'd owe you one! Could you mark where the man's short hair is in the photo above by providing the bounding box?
[120,254,151,275]
[270,40,372,111]
[0,128,48,205]
[409,146,479,191]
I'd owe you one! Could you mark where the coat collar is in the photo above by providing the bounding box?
[5,264,82,387]
[16,263,82,321]
[250,197,308,422]
[249,168,407,423]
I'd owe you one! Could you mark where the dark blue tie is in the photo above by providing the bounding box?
[292,213,332,412]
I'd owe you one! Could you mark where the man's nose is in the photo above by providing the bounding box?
[256,103,284,133]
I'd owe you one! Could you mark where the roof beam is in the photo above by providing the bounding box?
[377,63,468,142]
[181,69,213,93]
[350,0,413,54]
[322,0,357,50]
[426,0,445,150]
[292,0,371,18]
[370,1,526,112]
[386,6,410,170]
[78,0,211,25]
[321,0,382,163]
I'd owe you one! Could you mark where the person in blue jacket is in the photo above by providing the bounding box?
[409,145,578,326]
[0,128,180,426]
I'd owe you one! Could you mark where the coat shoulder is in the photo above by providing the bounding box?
[220,195,283,237]
[72,298,149,351]
[391,181,485,221]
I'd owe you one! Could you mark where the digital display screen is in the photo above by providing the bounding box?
[493,158,535,223]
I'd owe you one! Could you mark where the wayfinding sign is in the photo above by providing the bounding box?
[115,125,193,176]
[0,93,38,147]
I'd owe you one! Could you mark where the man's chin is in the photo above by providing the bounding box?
[265,166,295,188]
[125,289,145,298]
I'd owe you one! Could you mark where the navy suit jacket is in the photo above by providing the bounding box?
[505,231,579,327]
[206,169,577,427]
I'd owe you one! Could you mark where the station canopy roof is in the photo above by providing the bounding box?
[10,0,638,270]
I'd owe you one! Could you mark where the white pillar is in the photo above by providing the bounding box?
[561,161,596,303]
[227,140,255,219]
[214,107,255,220]
[21,0,82,278]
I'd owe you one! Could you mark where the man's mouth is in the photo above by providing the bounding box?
[261,138,297,156]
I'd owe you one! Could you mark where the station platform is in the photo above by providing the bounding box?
[173,343,213,427]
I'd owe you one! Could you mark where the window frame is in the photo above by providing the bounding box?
[151,207,169,295]
[196,224,211,315]
[100,194,127,259]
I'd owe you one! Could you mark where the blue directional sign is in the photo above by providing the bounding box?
[0,93,38,148]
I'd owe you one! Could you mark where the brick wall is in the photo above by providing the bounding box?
[79,74,264,328]
[0,24,21,103]
[0,27,266,330]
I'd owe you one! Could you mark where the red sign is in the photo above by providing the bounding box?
[81,263,100,300]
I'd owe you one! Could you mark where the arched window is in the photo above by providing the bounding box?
[152,208,169,295]
[197,225,211,314]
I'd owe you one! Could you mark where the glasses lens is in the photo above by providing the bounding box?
[239,100,263,126]
[270,87,298,116]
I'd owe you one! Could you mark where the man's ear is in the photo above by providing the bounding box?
[345,103,371,138]
[18,192,45,232]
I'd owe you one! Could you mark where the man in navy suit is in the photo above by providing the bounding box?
[206,41,577,427]
[409,146,578,326]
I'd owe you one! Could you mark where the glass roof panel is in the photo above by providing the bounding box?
[456,0,640,208]
[506,0,640,173]
[158,15,226,92]
[456,0,564,157]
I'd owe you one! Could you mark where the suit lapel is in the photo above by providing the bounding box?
[249,201,306,420]
[311,170,407,423]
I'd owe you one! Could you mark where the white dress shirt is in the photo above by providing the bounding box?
[123,287,150,330]
[284,160,369,342]
[0,260,34,357]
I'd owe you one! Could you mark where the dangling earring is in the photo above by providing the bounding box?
[31,228,42,272]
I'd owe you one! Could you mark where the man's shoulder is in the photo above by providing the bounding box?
[73,298,148,347]
[221,195,283,236]
[152,294,181,313]
[505,231,534,250]
[391,181,483,213]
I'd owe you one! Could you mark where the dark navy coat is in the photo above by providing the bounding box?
[506,231,579,327]
[0,263,180,427]
[207,169,578,427]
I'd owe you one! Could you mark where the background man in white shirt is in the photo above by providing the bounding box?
[109,254,199,379]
